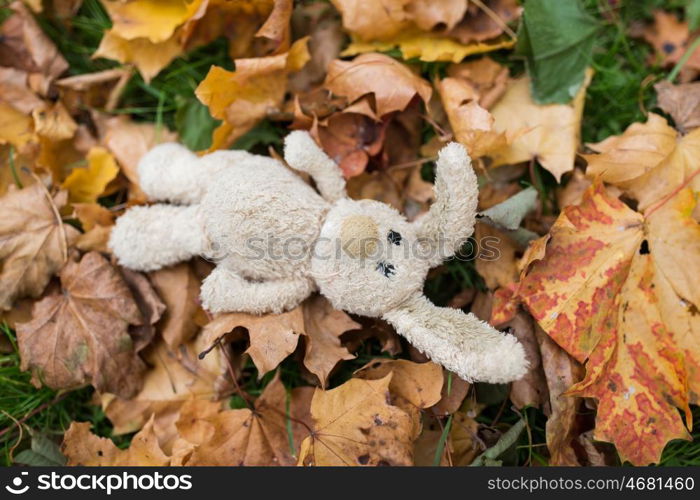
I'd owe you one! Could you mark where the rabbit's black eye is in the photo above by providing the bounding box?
[376,261,396,278]
[387,230,402,245]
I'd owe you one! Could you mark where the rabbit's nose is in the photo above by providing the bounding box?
[340,215,378,258]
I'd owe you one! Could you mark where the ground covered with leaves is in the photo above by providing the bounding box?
[2,0,700,467]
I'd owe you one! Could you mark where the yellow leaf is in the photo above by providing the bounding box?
[496,183,700,464]
[0,101,35,149]
[94,30,183,83]
[583,113,700,211]
[102,0,206,43]
[196,37,309,149]
[489,69,592,181]
[62,146,119,203]
[32,101,77,141]
[343,33,514,63]
[298,374,415,466]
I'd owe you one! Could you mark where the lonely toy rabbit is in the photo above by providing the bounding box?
[109,132,528,383]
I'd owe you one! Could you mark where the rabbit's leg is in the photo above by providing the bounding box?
[138,144,252,204]
[200,266,315,314]
[284,131,347,203]
[109,204,205,271]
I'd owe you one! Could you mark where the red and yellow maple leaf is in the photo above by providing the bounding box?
[492,182,700,465]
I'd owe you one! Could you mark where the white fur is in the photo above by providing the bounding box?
[109,132,529,383]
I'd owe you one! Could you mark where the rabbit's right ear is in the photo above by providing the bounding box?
[382,294,528,384]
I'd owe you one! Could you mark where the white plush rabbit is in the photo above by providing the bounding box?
[110,131,528,383]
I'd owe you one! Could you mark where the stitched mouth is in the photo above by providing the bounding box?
[376,261,396,278]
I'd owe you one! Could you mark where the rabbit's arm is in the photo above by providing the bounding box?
[284,131,347,203]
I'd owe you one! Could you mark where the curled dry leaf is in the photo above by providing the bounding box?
[120,267,166,353]
[492,183,700,464]
[196,38,309,150]
[333,0,517,63]
[0,2,69,94]
[62,416,169,466]
[583,113,700,211]
[655,80,700,133]
[489,70,592,181]
[17,252,147,397]
[324,53,432,118]
[203,295,358,386]
[0,183,79,310]
[203,307,304,377]
[149,263,202,348]
[298,374,415,466]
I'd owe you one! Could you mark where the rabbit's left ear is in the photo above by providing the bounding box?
[412,142,479,268]
[382,294,528,383]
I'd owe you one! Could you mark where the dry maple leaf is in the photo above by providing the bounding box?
[196,37,309,150]
[298,374,415,466]
[62,416,169,466]
[492,182,700,464]
[324,53,432,118]
[17,252,147,397]
[203,307,304,376]
[177,372,307,466]
[202,295,358,386]
[583,113,700,211]
[354,358,443,410]
[489,70,591,181]
[0,183,79,310]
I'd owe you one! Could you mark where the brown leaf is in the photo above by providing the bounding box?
[450,0,520,44]
[655,80,700,133]
[324,53,432,118]
[120,267,166,353]
[179,372,302,466]
[534,325,584,466]
[0,184,78,310]
[17,252,146,397]
[506,313,548,410]
[298,374,415,466]
[301,295,359,386]
[430,371,470,416]
[62,416,169,466]
[203,307,304,377]
[149,263,202,348]
[0,2,68,94]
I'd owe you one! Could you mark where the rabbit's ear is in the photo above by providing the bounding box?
[382,294,528,383]
[412,142,479,267]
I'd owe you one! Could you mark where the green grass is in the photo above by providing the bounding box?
[2,0,700,467]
